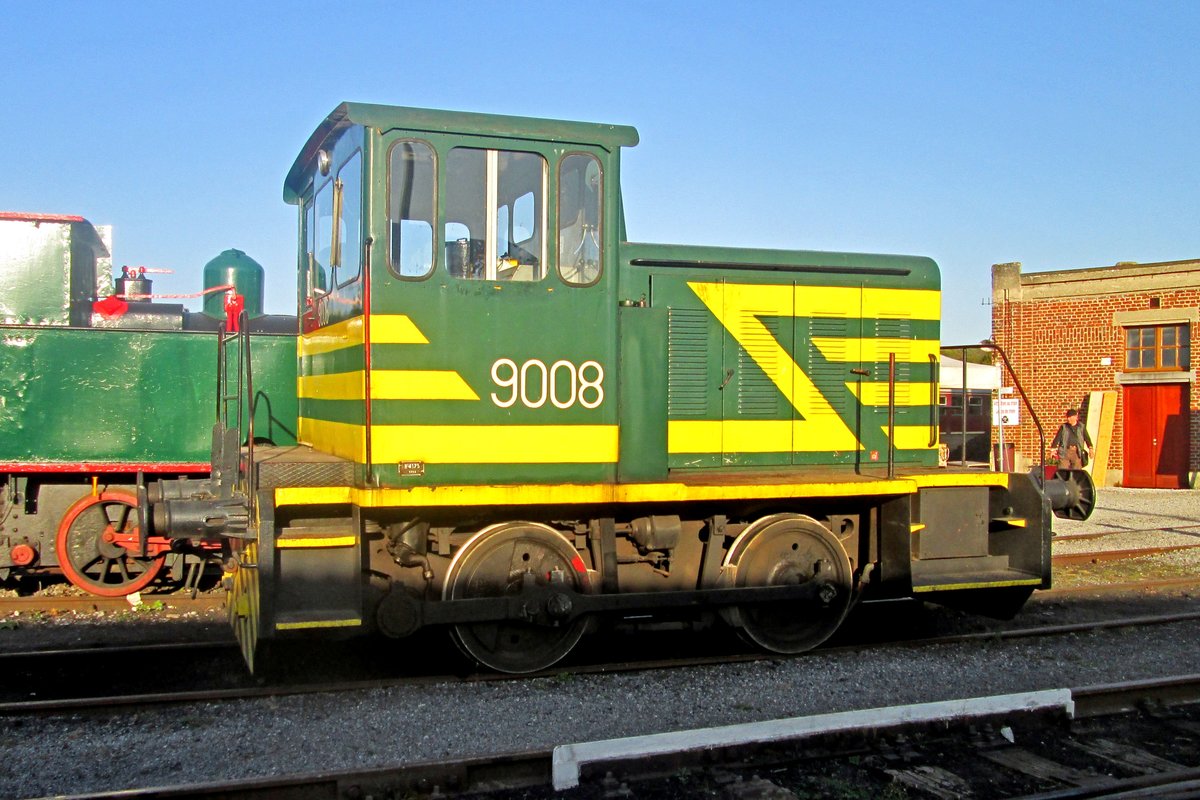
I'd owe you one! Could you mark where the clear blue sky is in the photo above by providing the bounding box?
[5,1,1197,343]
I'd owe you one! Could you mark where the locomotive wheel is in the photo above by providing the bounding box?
[443,522,590,674]
[722,514,853,654]
[55,491,166,597]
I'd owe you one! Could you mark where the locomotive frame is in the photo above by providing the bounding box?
[144,103,1093,673]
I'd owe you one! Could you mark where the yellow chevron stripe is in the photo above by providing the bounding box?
[298,371,364,399]
[666,420,936,454]
[372,423,619,464]
[812,338,939,363]
[371,370,479,400]
[371,314,429,344]
[298,418,619,464]
[800,287,940,320]
[299,316,364,357]
[298,370,478,401]
[849,382,937,406]
[299,417,366,463]
[687,283,941,322]
[668,420,861,453]
[688,282,859,451]
[298,314,430,358]
[883,425,938,450]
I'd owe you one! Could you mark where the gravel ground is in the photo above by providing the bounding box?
[1,487,1197,799]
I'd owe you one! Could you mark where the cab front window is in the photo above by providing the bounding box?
[444,147,546,281]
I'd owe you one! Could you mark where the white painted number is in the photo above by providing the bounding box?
[491,358,604,409]
[578,360,604,409]
[549,360,576,409]
[490,358,519,407]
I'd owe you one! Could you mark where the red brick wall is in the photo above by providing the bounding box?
[991,276,1199,486]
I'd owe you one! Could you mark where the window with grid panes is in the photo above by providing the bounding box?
[1124,324,1190,371]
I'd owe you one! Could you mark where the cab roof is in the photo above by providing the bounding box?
[284,102,640,204]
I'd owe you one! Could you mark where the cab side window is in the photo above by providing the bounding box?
[445,147,546,281]
[388,140,436,278]
[312,179,334,293]
[336,152,362,286]
[558,153,602,285]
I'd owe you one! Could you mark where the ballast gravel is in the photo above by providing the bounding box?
[2,487,1198,799]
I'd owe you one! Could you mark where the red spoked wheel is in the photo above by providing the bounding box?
[55,490,168,597]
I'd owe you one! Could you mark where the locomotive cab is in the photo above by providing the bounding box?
[284,104,633,489]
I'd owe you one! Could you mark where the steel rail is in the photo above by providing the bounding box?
[0,594,224,614]
[1039,576,1200,595]
[5,610,1198,717]
[54,674,1200,800]
[1054,524,1200,542]
[1051,543,1200,566]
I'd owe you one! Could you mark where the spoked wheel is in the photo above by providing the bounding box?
[443,522,591,673]
[721,514,854,654]
[55,490,167,596]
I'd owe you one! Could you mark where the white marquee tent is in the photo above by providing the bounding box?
[939,355,1000,391]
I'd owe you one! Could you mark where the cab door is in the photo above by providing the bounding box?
[368,138,618,488]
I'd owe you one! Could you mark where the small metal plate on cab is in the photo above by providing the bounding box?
[400,461,425,476]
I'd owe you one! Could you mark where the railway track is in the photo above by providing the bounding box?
[1053,523,1200,542]
[5,608,1199,717]
[0,593,224,614]
[53,674,1200,799]
[1051,543,1200,567]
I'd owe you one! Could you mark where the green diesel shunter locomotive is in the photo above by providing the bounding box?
[146,103,1093,672]
[0,212,298,595]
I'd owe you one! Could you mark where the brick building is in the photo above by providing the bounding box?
[990,259,1198,488]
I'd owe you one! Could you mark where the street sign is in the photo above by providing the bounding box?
[993,398,1020,426]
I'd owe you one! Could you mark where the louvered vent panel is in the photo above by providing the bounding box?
[808,316,847,415]
[668,308,710,417]
[875,317,912,408]
[737,312,781,417]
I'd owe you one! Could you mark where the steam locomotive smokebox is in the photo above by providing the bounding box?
[202,249,264,318]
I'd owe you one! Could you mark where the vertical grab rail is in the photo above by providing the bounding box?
[887,352,896,479]
[960,347,969,467]
[215,313,256,517]
[242,312,255,518]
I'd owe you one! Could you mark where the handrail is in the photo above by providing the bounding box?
[941,341,1047,477]
[927,353,939,448]
[215,312,256,516]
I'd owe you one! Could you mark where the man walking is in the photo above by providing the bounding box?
[1052,408,1093,470]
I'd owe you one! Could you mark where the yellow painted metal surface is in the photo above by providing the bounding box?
[274,475,921,509]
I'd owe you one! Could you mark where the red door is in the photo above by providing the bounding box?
[1123,383,1190,488]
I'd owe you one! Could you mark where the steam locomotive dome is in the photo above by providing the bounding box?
[202,248,264,318]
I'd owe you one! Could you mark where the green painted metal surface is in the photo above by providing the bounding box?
[285,102,943,489]
[285,103,638,203]
[0,326,297,466]
[202,249,265,318]
[0,217,108,327]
